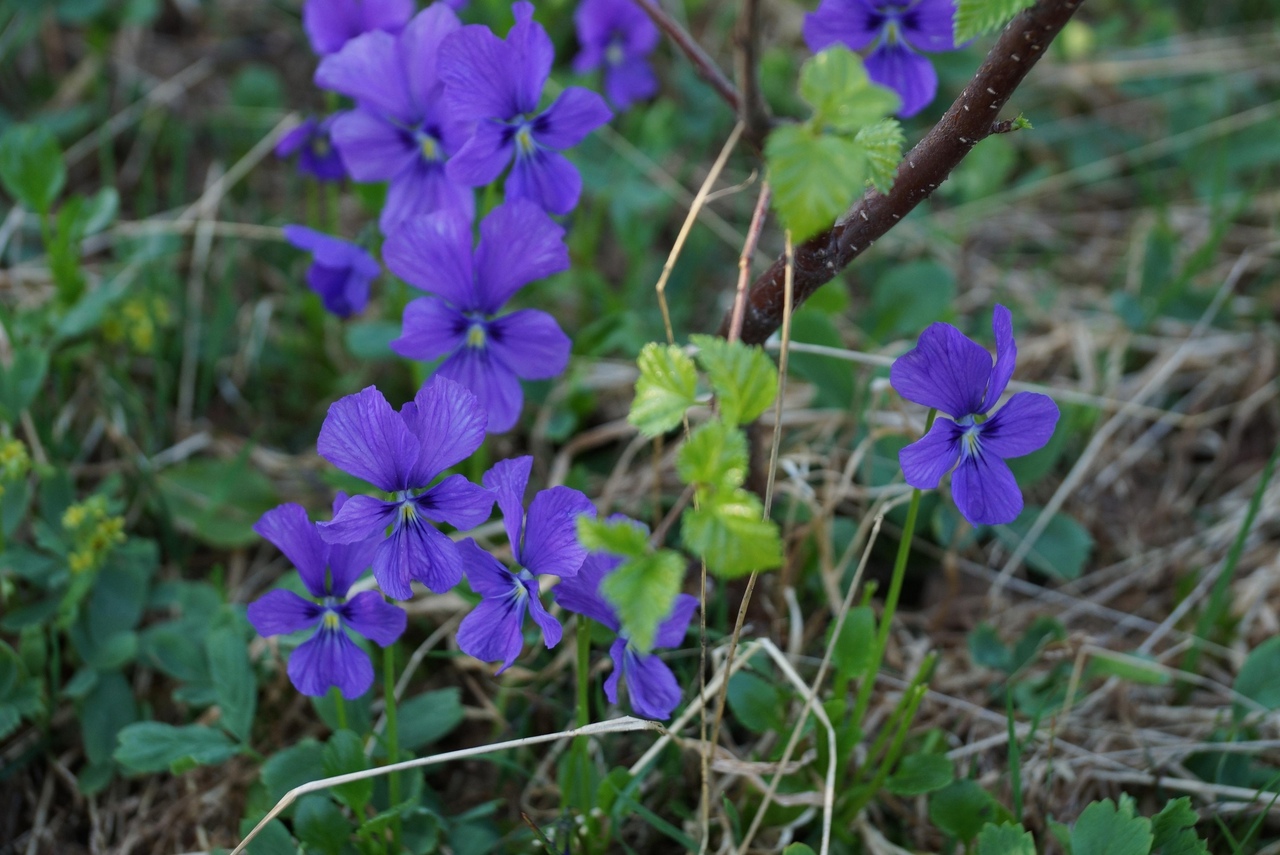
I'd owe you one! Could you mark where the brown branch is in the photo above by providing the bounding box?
[717,0,1086,345]
[631,0,741,115]
[733,0,772,149]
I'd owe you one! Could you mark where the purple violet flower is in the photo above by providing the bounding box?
[572,0,661,110]
[303,0,415,56]
[316,4,475,233]
[456,456,595,673]
[439,1,613,214]
[283,225,379,318]
[275,116,347,182]
[890,305,1060,526]
[803,0,959,118]
[386,200,572,434]
[555,526,696,720]
[247,498,407,699]
[316,377,494,600]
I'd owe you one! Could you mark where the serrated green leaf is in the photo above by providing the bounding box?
[1070,799,1153,855]
[600,549,686,653]
[954,0,1036,42]
[577,516,650,559]
[676,420,748,492]
[114,722,240,773]
[261,739,327,806]
[681,489,782,579]
[766,124,868,241]
[0,124,65,213]
[886,752,954,796]
[976,822,1036,855]
[798,46,900,133]
[853,119,904,193]
[783,846,818,855]
[629,343,698,437]
[80,671,136,768]
[690,335,778,427]
[323,730,372,813]
[1150,797,1207,855]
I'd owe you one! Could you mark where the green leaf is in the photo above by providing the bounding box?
[207,625,256,742]
[766,124,867,242]
[323,730,372,813]
[969,623,1011,671]
[398,687,464,751]
[853,119,904,193]
[0,124,65,213]
[344,321,400,361]
[886,752,955,796]
[629,343,698,437]
[1087,650,1170,686]
[690,335,778,427]
[727,670,786,734]
[80,670,136,768]
[237,816,296,855]
[783,845,818,855]
[995,508,1094,581]
[676,420,748,492]
[78,187,119,236]
[114,722,240,773]
[1150,798,1207,855]
[954,0,1036,42]
[261,739,327,806]
[798,46,900,133]
[0,347,50,423]
[681,489,782,579]
[869,261,957,342]
[830,606,876,684]
[1233,636,1280,720]
[155,456,279,548]
[929,780,1013,842]
[294,794,349,855]
[1070,799,1153,855]
[577,515,650,559]
[976,822,1037,855]
[601,549,686,653]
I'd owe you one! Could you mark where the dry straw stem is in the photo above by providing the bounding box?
[718,0,1086,344]
[230,717,664,855]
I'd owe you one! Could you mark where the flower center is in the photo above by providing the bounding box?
[466,322,487,348]
[416,130,441,162]
[515,124,536,155]
[322,611,342,630]
[961,424,983,458]
[311,136,331,156]
[605,38,625,67]
[398,499,419,524]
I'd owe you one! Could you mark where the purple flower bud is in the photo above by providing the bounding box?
[283,225,380,318]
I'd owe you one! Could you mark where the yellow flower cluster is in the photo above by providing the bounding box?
[102,296,172,353]
[0,437,30,499]
[62,495,126,574]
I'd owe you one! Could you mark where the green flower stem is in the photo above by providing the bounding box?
[305,180,321,230]
[848,684,927,817]
[576,616,591,729]
[862,651,937,772]
[849,409,935,736]
[333,690,348,732]
[383,643,402,851]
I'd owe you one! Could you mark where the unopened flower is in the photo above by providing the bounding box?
[456,456,594,672]
[439,2,613,214]
[572,0,660,110]
[387,200,572,433]
[283,225,380,318]
[555,520,696,720]
[303,0,414,56]
[803,0,959,118]
[891,305,1059,525]
[316,377,493,599]
[248,499,406,698]
[275,115,346,182]
[316,5,475,232]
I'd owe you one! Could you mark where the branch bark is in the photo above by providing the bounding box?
[716,0,1086,344]
[733,0,772,149]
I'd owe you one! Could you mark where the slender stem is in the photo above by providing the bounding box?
[726,181,772,344]
[576,616,591,730]
[717,0,1087,344]
[849,404,932,734]
[383,644,402,850]
[630,0,741,115]
[733,0,771,148]
[334,690,348,732]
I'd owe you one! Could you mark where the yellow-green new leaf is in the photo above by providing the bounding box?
[766,124,869,242]
[954,0,1036,42]
[676,420,748,492]
[690,335,778,427]
[853,119,904,193]
[577,516,650,560]
[629,343,698,437]
[799,46,901,133]
[682,489,783,579]
[601,549,687,653]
